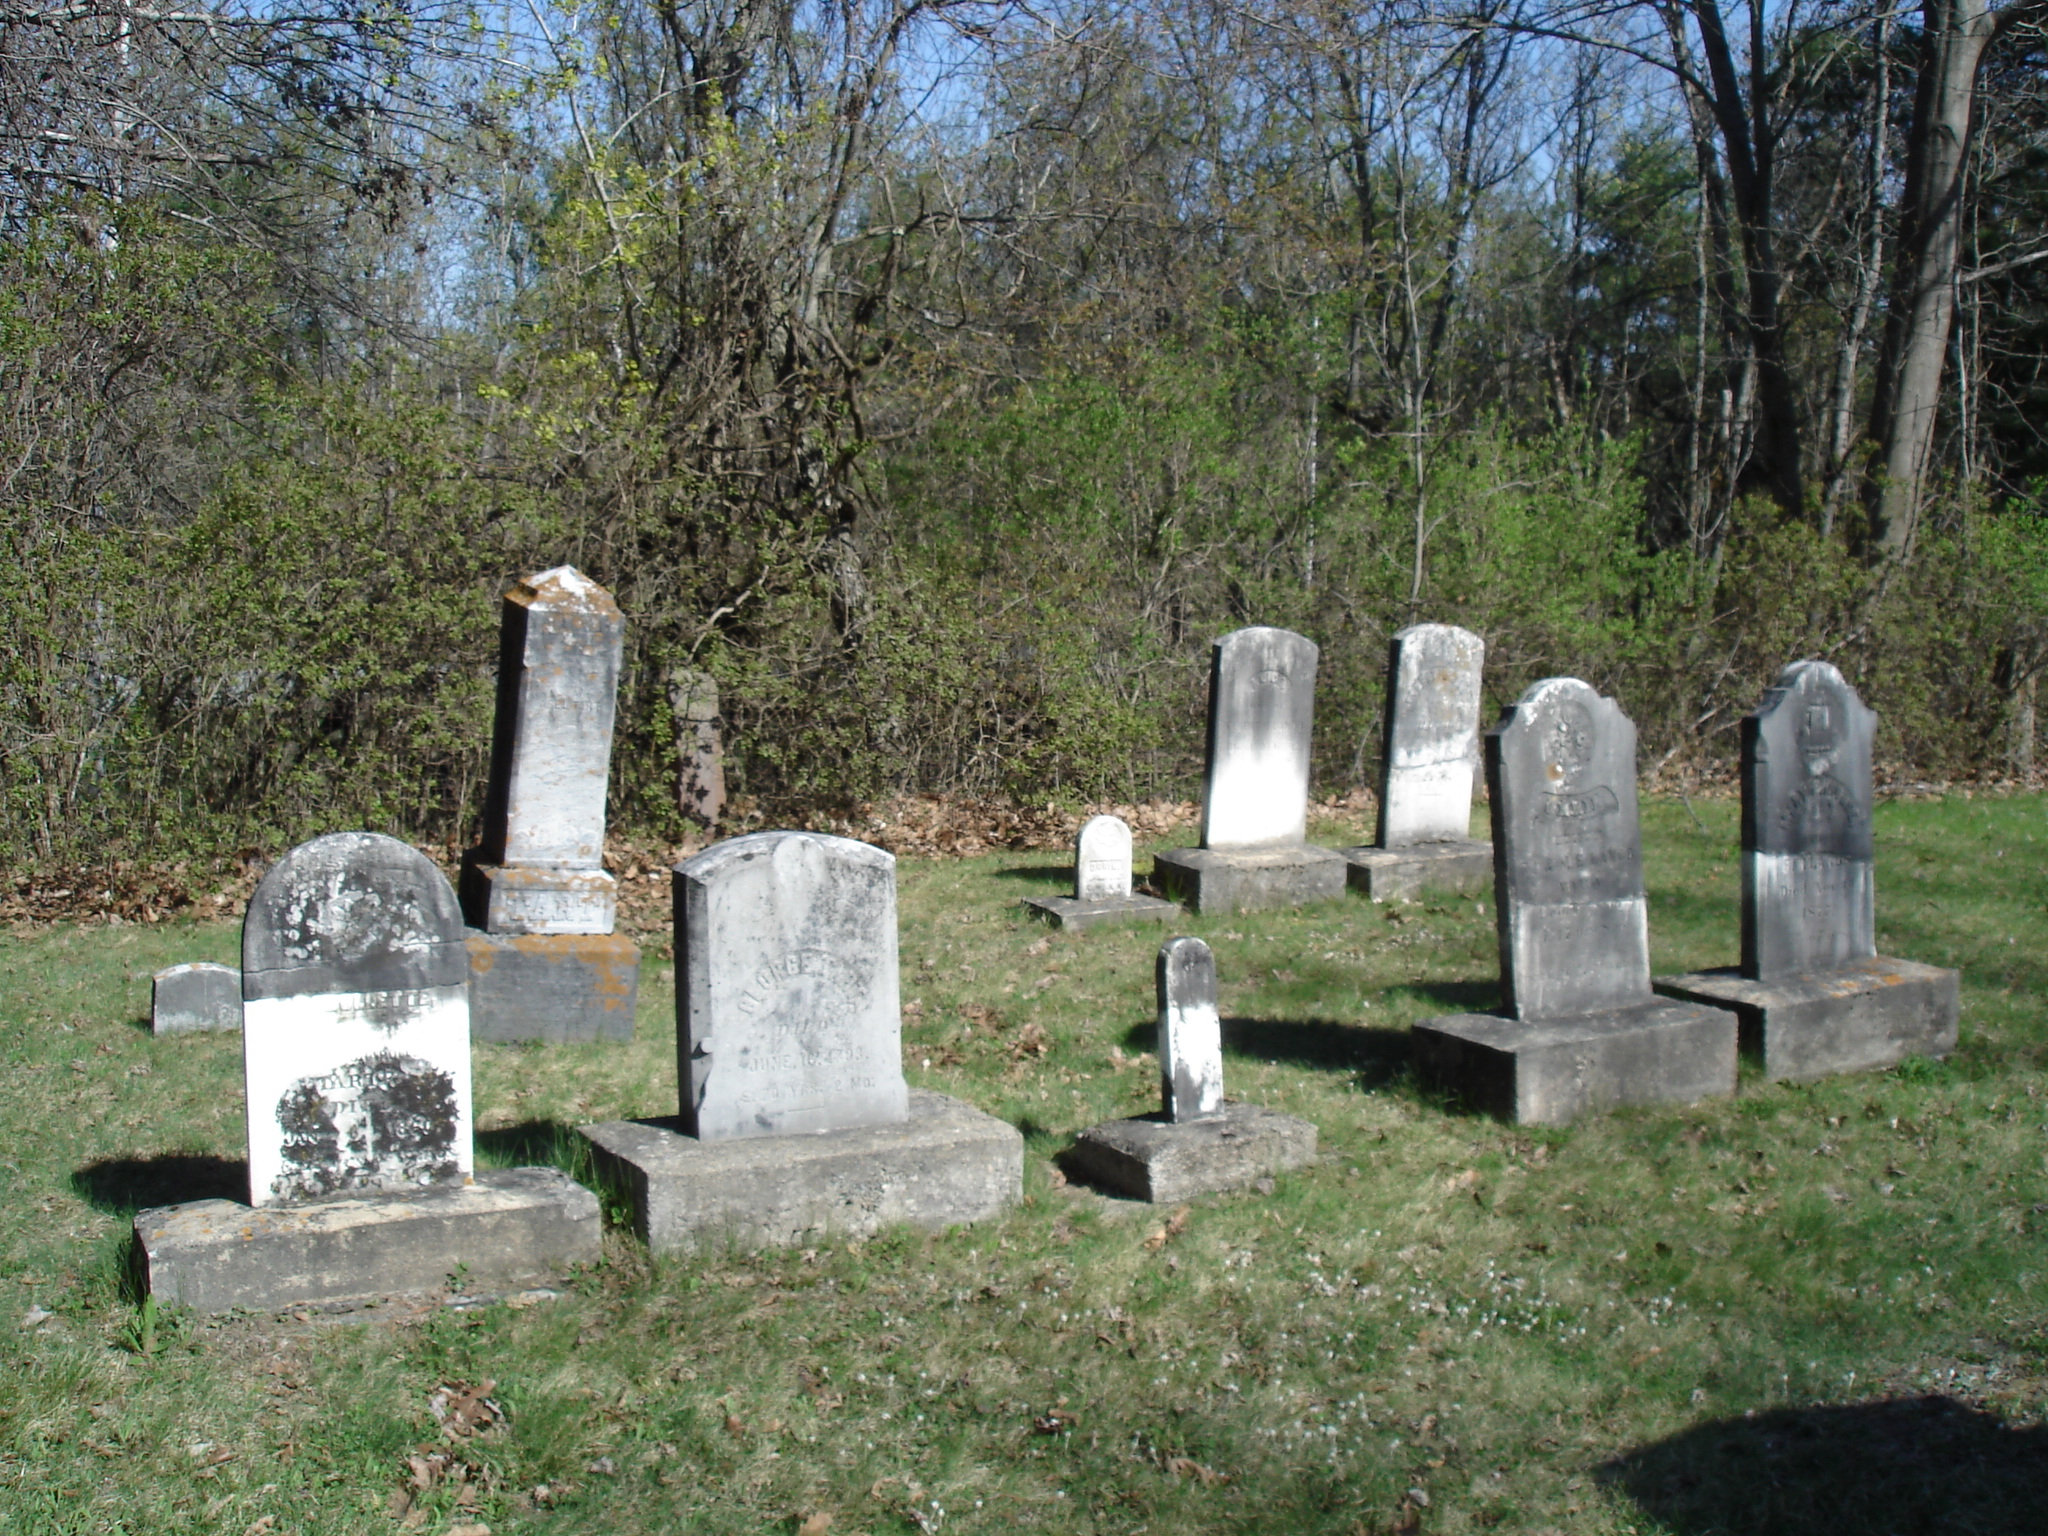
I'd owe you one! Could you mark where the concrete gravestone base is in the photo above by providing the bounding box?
[580,1090,1020,1254]
[1151,844,1349,914]
[1655,958,1958,1082]
[135,1167,599,1314]
[1341,840,1493,903]
[465,931,639,1044]
[1024,814,1178,930]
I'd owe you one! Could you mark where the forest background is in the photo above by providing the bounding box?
[4,0,2047,868]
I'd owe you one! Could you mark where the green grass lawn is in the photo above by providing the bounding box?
[1,796,2044,1535]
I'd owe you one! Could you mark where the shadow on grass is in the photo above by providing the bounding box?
[72,1152,245,1214]
[1598,1395,2048,1535]
[1118,1015,1410,1089]
[476,1119,584,1172]
[1387,979,1497,1013]
[991,865,1071,888]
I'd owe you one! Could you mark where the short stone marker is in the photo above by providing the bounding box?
[670,667,727,829]
[1064,937,1316,1202]
[133,833,600,1312]
[1153,627,1348,913]
[1022,814,1176,930]
[151,962,241,1034]
[1655,661,1958,1079]
[579,831,1021,1252]
[1412,679,1737,1124]
[1342,623,1494,901]
[459,566,639,1044]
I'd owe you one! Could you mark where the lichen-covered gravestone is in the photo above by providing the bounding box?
[670,668,726,828]
[1022,814,1175,930]
[1411,679,1737,1124]
[1067,936,1315,1201]
[131,833,599,1312]
[580,831,1020,1251]
[1656,661,1958,1078]
[151,962,240,1035]
[1153,627,1347,913]
[460,566,638,1044]
[1343,623,1493,901]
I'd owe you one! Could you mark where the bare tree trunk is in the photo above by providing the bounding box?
[1819,9,1892,534]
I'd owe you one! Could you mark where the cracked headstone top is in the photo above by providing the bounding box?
[1489,678,1650,1021]
[1741,659,1877,980]
[1202,627,1319,850]
[675,831,909,1141]
[1377,623,1485,848]
[241,833,472,1207]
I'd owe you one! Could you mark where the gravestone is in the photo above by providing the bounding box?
[1153,627,1348,913]
[1342,624,1494,901]
[152,962,240,1034]
[670,668,727,828]
[1656,661,1958,1078]
[1066,936,1316,1202]
[1412,679,1737,1124]
[580,831,1020,1251]
[133,833,599,1312]
[1022,814,1175,930]
[460,566,639,1044]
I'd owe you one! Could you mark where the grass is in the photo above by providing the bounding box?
[0,795,2044,1534]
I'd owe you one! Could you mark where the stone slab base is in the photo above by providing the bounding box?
[1064,1103,1317,1203]
[1341,840,1494,902]
[1152,845,1348,915]
[1412,999,1737,1125]
[135,1167,601,1314]
[578,1089,1021,1255]
[1020,892,1179,931]
[1654,956,1959,1083]
[466,931,638,1044]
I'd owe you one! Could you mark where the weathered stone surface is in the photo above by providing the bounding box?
[1740,660,1878,980]
[460,566,624,936]
[1076,814,1134,901]
[1378,623,1486,848]
[670,668,726,829]
[1202,627,1319,850]
[1341,840,1493,903]
[1020,891,1178,931]
[1152,844,1349,915]
[242,833,473,1208]
[152,962,241,1035]
[1489,678,1650,1021]
[1412,1001,1737,1126]
[135,1167,599,1314]
[579,1090,1020,1254]
[1158,937,1222,1122]
[1656,958,1958,1081]
[466,931,638,1044]
[676,831,908,1141]
[1064,1104,1318,1203]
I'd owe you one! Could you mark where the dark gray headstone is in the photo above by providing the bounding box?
[670,668,726,829]
[241,833,472,1208]
[1377,623,1485,847]
[152,962,241,1035]
[676,831,909,1141]
[1076,815,1133,901]
[1157,937,1222,1121]
[1202,627,1319,850]
[463,566,625,935]
[1489,678,1650,1020]
[1741,660,1877,980]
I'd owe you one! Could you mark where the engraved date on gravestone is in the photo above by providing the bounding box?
[270,1050,459,1202]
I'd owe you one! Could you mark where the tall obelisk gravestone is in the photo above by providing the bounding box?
[1023,813,1176,929]
[133,833,599,1312]
[1066,937,1316,1201]
[1412,678,1737,1124]
[461,566,639,1043]
[1342,623,1493,900]
[1656,661,1958,1079]
[579,831,1021,1252]
[1153,627,1348,913]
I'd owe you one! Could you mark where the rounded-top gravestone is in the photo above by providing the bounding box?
[1075,814,1134,902]
[242,833,473,1207]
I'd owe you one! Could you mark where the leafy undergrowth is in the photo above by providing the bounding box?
[0,797,2043,1534]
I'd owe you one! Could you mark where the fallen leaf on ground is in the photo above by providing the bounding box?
[798,1513,834,1536]
[1143,1206,1191,1251]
